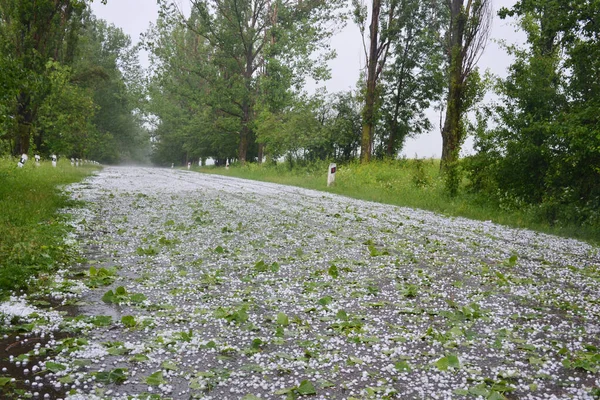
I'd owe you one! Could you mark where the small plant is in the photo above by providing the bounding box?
[87,266,118,287]
[214,305,249,324]
[102,286,147,305]
[411,158,430,188]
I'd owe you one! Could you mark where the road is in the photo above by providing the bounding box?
[4,166,600,399]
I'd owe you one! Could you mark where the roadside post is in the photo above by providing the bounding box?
[51,154,57,167]
[34,155,41,167]
[17,154,28,168]
[187,162,191,170]
[327,163,337,187]
[226,159,230,170]
[171,163,174,169]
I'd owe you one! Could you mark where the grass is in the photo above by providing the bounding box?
[194,158,600,244]
[0,157,98,299]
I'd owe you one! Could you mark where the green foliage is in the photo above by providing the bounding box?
[87,266,118,288]
[466,1,600,231]
[0,3,148,162]
[148,0,347,164]
[95,368,128,384]
[101,286,147,305]
[0,159,97,298]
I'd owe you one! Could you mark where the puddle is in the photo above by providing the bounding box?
[0,332,70,399]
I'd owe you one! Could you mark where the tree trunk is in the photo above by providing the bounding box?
[386,120,396,157]
[239,106,250,163]
[440,0,466,171]
[257,143,264,164]
[360,0,382,164]
[13,92,33,156]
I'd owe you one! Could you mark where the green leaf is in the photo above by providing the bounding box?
[121,315,136,328]
[58,375,74,384]
[45,361,67,373]
[270,262,280,272]
[336,310,348,321]
[129,354,150,363]
[91,315,112,326]
[394,360,411,372]
[468,383,489,397]
[328,264,339,278]
[447,353,460,368]
[101,289,115,303]
[130,293,147,303]
[297,380,316,395]
[161,360,178,371]
[318,296,333,306]
[0,377,12,386]
[145,371,165,386]
[277,312,289,326]
[241,395,262,400]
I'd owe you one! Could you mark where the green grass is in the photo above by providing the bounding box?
[0,157,98,299]
[194,159,600,244]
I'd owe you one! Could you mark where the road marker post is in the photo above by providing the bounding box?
[327,163,337,187]
[17,154,28,168]
[34,154,41,167]
[51,154,57,168]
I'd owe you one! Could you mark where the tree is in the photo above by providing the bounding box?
[353,0,448,163]
[440,0,491,171]
[467,0,600,225]
[0,0,87,156]
[353,0,396,163]
[376,0,446,158]
[156,0,345,164]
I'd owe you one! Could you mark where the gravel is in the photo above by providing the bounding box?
[1,166,599,400]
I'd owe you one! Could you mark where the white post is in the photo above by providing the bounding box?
[187,162,191,170]
[51,154,57,167]
[226,159,230,170]
[17,154,28,168]
[34,155,41,167]
[171,163,174,169]
[70,158,74,167]
[327,163,337,187]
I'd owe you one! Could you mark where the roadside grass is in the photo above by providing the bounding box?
[0,157,98,299]
[195,158,600,244]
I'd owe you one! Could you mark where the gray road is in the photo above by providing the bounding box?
[4,166,600,400]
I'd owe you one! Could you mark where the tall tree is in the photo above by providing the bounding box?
[354,0,447,162]
[376,0,446,158]
[158,0,345,164]
[353,0,396,163]
[0,0,87,156]
[440,0,491,171]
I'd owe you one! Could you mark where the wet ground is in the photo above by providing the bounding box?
[1,166,599,399]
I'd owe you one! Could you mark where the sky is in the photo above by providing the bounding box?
[91,0,523,158]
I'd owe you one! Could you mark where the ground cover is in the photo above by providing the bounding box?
[195,160,600,244]
[0,167,598,399]
[0,157,98,298]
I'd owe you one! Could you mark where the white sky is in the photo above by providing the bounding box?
[91,0,523,158]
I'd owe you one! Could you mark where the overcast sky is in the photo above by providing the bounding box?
[91,0,523,158]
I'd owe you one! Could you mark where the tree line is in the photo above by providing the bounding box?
[0,0,147,163]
